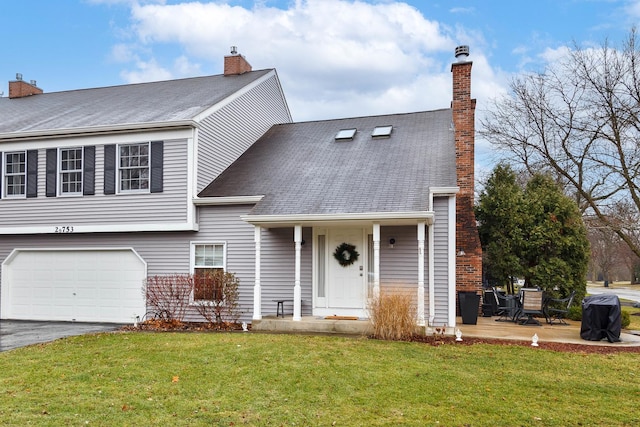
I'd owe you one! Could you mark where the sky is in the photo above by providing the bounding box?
[2,0,640,171]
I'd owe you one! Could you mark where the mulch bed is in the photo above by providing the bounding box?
[121,320,640,354]
[407,334,640,354]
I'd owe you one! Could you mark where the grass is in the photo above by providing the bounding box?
[1,332,639,426]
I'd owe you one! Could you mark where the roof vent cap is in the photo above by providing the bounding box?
[454,45,469,61]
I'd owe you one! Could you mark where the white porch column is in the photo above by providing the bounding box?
[293,225,302,321]
[417,222,426,326]
[428,222,435,327]
[373,223,381,300]
[253,225,262,320]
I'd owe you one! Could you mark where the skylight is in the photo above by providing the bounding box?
[335,128,357,141]
[372,125,393,138]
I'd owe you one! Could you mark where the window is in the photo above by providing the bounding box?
[59,147,83,195]
[4,151,26,197]
[317,235,326,298]
[192,243,226,301]
[372,125,393,138]
[119,143,149,192]
[335,128,357,141]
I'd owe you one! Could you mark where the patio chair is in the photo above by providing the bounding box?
[493,288,518,322]
[483,288,499,316]
[544,290,576,325]
[519,288,544,325]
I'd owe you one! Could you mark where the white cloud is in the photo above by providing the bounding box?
[119,58,172,83]
[110,0,501,121]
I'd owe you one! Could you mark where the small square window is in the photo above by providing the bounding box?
[372,125,393,138]
[335,128,357,141]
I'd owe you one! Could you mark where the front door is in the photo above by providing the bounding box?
[323,228,366,315]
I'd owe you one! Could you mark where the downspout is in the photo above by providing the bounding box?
[448,195,457,326]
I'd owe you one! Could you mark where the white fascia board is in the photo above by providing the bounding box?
[192,70,281,122]
[0,222,199,235]
[193,195,264,206]
[0,128,195,151]
[429,187,459,211]
[241,211,435,227]
[0,120,197,142]
[2,246,147,267]
[272,69,293,122]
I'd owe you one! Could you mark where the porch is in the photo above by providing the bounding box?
[251,315,640,347]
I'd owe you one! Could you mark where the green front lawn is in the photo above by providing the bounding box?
[0,332,638,426]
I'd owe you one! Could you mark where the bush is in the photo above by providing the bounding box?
[368,290,416,341]
[621,310,631,329]
[567,305,582,321]
[143,274,193,322]
[192,270,241,325]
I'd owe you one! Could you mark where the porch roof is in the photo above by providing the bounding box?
[198,109,456,216]
[239,210,436,228]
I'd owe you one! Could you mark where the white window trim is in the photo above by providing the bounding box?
[3,150,27,199]
[117,142,150,194]
[189,241,227,304]
[58,147,83,197]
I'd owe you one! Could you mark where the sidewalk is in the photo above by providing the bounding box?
[454,315,640,347]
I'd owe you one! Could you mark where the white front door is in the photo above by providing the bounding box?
[322,228,366,315]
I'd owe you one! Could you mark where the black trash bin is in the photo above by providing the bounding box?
[580,294,621,343]
[459,291,481,325]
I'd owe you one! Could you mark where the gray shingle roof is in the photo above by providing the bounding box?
[198,109,456,216]
[0,70,272,136]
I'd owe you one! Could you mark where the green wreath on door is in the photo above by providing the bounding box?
[333,242,359,267]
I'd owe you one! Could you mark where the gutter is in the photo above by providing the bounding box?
[0,120,197,142]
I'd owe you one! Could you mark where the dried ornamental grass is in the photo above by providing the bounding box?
[368,290,417,340]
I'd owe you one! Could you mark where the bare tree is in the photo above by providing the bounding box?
[481,28,640,258]
[586,219,620,284]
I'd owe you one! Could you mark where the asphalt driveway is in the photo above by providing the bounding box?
[0,320,121,352]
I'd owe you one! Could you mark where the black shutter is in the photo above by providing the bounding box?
[150,141,164,193]
[45,149,57,197]
[0,151,3,199]
[83,146,95,195]
[26,150,38,198]
[104,144,116,195]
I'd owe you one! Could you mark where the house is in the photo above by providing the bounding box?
[0,47,481,327]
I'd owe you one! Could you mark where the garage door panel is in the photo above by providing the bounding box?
[2,249,147,323]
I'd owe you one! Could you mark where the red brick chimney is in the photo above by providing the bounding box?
[9,74,43,98]
[224,46,252,76]
[451,46,482,294]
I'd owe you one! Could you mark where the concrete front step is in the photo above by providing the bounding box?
[252,316,372,335]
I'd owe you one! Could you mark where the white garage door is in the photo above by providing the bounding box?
[1,249,147,323]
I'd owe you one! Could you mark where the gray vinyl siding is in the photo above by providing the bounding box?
[259,227,313,317]
[379,226,420,287]
[0,205,261,323]
[0,139,188,227]
[193,205,256,321]
[432,196,451,324]
[376,225,431,318]
[196,73,291,192]
[0,204,312,323]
